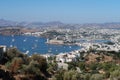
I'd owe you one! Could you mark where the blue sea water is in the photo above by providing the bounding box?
[0,35,80,55]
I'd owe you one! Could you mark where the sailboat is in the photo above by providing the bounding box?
[25,50,29,54]
[23,38,27,42]
[12,39,15,42]
[48,48,52,53]
[12,35,14,37]
[69,46,72,48]
[10,45,13,47]
[35,39,38,42]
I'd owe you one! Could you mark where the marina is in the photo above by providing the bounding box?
[0,35,80,55]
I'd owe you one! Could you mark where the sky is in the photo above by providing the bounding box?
[0,0,120,23]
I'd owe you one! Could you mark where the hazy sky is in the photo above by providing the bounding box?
[0,0,120,23]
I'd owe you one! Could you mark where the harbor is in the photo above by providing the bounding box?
[0,35,80,55]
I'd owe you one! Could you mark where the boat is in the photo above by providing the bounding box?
[12,39,15,42]
[10,45,13,47]
[23,38,27,42]
[35,39,38,42]
[48,48,52,53]
[25,50,29,54]
[69,46,72,48]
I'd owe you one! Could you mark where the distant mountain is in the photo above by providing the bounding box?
[0,19,64,28]
[18,21,64,28]
[0,19,120,29]
[0,19,18,27]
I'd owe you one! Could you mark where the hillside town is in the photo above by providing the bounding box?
[1,25,120,63]
[1,18,120,80]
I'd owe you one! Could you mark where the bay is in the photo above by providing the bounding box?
[0,35,80,55]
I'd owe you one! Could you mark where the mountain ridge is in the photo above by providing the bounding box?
[0,19,120,29]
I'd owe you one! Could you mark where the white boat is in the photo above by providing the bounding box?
[35,39,38,42]
[23,38,27,42]
[48,48,52,53]
[10,45,13,47]
[25,50,29,54]
[12,39,15,42]
[12,35,14,37]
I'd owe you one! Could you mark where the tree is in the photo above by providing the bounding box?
[47,62,58,74]
[67,62,77,70]
[54,69,65,80]
[63,70,81,80]
[89,62,98,71]
[6,48,23,60]
[5,57,24,73]
[78,62,85,71]
[83,73,91,80]
[30,54,47,72]
[21,60,41,75]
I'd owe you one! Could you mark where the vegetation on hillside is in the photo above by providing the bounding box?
[0,48,120,80]
[0,48,48,80]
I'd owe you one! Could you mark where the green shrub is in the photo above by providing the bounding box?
[90,74,104,80]
[110,70,120,80]
[78,62,85,71]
